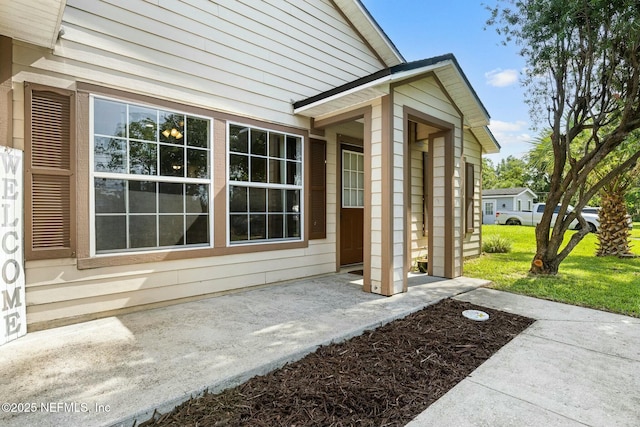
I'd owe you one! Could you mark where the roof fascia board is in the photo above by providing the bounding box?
[350,0,405,64]
[50,0,67,49]
[294,61,451,115]
[332,0,404,66]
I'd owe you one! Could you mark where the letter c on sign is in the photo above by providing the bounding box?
[2,231,18,254]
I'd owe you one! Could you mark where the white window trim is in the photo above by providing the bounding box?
[89,94,214,257]
[226,121,305,246]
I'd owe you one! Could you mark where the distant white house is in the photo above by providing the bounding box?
[482,187,537,224]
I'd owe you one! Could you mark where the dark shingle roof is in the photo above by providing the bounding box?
[483,187,531,197]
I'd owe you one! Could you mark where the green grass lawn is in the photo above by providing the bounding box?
[464,224,640,317]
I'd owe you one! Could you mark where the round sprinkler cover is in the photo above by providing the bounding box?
[462,309,490,321]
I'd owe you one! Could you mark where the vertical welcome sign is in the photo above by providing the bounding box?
[1,147,26,346]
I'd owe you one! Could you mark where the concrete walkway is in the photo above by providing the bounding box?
[0,272,487,427]
[409,288,640,427]
[1,274,638,427]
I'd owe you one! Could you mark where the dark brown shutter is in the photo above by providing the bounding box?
[465,162,475,233]
[309,139,326,240]
[25,84,76,260]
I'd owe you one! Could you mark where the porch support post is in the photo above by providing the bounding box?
[430,131,456,278]
[368,94,405,296]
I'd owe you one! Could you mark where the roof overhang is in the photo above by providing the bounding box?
[333,0,404,67]
[294,54,500,154]
[0,0,66,49]
[471,126,501,155]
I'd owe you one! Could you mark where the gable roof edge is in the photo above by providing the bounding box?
[332,0,405,67]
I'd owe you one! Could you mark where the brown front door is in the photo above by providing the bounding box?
[340,147,364,265]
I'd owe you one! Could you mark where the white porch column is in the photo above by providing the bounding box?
[368,96,406,296]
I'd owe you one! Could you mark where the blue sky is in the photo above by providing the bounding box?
[361,0,535,163]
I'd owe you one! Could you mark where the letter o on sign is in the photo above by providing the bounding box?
[2,259,20,284]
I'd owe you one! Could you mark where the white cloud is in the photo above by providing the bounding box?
[489,120,528,133]
[488,120,533,161]
[485,68,519,87]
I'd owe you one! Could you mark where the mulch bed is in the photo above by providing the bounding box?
[141,299,534,427]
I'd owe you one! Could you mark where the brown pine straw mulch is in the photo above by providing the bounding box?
[141,299,534,427]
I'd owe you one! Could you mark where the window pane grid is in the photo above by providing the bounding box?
[92,96,211,254]
[228,123,302,244]
[342,151,364,208]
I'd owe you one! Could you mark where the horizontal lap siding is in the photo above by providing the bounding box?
[43,0,382,125]
[16,0,375,326]
[25,249,336,326]
[369,100,383,292]
[410,148,427,260]
[394,78,461,278]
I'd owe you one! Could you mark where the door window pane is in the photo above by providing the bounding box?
[342,150,364,208]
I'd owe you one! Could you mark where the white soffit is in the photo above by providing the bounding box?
[472,127,501,154]
[0,0,66,49]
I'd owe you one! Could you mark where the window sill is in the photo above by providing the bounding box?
[77,240,308,269]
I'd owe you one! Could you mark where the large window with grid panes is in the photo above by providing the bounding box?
[228,123,303,244]
[91,96,212,254]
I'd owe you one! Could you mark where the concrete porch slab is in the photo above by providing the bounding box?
[0,273,486,427]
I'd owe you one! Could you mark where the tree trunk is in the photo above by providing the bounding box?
[596,189,632,256]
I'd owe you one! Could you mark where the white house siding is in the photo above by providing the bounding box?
[391,104,406,293]
[394,77,462,278]
[12,0,384,127]
[11,0,385,327]
[463,130,482,259]
[431,135,447,277]
[453,128,463,277]
[369,99,383,293]
[409,147,428,263]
